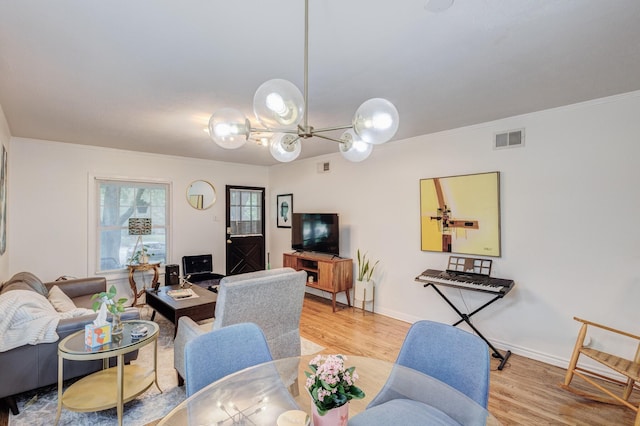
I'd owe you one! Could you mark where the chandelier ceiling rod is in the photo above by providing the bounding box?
[303,0,309,134]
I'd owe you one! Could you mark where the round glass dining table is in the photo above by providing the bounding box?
[158,355,499,425]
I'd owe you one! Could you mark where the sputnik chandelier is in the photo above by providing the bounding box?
[208,0,399,163]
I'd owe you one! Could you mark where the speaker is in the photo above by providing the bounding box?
[165,264,180,287]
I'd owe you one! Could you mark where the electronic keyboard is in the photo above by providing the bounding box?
[416,269,514,295]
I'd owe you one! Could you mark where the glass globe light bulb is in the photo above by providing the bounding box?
[253,79,305,128]
[208,108,250,149]
[339,130,373,162]
[270,133,301,162]
[352,98,399,145]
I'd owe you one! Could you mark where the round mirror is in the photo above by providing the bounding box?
[186,180,217,210]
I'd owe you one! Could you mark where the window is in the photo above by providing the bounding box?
[96,178,169,272]
[229,188,263,236]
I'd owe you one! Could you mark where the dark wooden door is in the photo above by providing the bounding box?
[225,186,265,275]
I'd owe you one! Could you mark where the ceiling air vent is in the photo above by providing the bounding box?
[494,129,525,150]
[317,161,331,173]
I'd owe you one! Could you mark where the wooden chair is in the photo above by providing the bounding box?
[561,317,640,425]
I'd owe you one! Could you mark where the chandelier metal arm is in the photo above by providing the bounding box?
[249,126,298,134]
[311,133,347,144]
[310,124,353,133]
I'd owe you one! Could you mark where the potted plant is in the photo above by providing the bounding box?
[355,249,379,305]
[305,354,365,424]
[91,285,128,334]
[129,245,153,265]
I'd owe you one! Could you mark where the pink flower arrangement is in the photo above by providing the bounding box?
[304,354,365,415]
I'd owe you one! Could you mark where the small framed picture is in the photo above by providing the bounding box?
[277,194,293,228]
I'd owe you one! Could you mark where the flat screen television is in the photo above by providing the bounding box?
[291,213,340,256]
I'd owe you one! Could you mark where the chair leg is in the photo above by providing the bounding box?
[623,377,636,401]
[288,377,300,397]
[564,322,588,386]
[4,396,19,415]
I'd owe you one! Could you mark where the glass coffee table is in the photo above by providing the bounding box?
[55,320,160,426]
[158,355,500,425]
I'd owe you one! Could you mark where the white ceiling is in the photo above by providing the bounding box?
[0,0,639,166]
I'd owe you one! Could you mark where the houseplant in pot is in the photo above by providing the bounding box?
[305,354,364,425]
[91,285,128,334]
[354,249,379,310]
[129,245,152,265]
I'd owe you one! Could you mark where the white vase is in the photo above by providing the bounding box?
[354,280,374,302]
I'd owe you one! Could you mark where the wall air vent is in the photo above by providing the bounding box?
[317,161,331,173]
[494,128,525,150]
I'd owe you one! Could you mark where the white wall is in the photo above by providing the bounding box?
[7,138,268,298]
[268,91,640,368]
[0,104,10,279]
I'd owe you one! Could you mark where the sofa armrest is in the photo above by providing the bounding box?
[174,316,210,378]
[45,277,107,299]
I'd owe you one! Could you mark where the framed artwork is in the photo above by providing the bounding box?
[277,194,293,228]
[420,171,501,257]
[0,145,6,255]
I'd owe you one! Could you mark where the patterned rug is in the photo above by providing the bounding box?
[8,309,324,426]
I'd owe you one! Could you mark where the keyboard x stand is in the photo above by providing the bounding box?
[416,256,514,370]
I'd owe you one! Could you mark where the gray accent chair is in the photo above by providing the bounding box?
[174,267,307,387]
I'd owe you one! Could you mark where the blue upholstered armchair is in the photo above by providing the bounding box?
[174,268,307,387]
[349,320,491,425]
[184,322,273,396]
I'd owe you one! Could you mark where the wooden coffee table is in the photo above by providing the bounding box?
[145,285,217,336]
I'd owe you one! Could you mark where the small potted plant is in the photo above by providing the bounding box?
[355,249,379,305]
[129,245,153,265]
[305,354,364,424]
[91,285,128,334]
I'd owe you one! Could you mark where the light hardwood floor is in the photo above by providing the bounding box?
[1,293,637,425]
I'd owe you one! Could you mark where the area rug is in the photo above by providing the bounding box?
[8,310,324,426]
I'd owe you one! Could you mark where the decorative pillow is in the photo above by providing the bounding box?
[48,285,77,312]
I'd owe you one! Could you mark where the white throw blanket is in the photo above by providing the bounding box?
[0,289,93,352]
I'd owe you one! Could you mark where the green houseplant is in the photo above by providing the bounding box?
[91,285,128,334]
[129,245,153,265]
[355,250,378,306]
[356,249,379,282]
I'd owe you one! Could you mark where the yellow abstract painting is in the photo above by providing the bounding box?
[420,171,501,256]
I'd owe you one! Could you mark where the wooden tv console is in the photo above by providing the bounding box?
[283,252,353,312]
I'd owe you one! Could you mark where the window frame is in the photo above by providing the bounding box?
[228,188,264,237]
[91,175,172,275]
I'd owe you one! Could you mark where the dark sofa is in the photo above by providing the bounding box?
[0,272,140,414]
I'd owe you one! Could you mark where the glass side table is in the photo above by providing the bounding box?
[55,320,161,426]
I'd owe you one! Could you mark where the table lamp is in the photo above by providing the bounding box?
[128,217,152,263]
